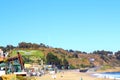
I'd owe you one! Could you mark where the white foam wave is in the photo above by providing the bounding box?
[93,73,120,80]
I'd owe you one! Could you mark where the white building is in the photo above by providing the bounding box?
[0,49,3,58]
[0,49,8,58]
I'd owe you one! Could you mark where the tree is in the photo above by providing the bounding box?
[39,43,46,48]
[6,45,14,51]
[62,58,69,69]
[115,51,120,60]
[73,53,79,58]
[46,52,60,65]
[18,42,39,49]
[32,43,39,49]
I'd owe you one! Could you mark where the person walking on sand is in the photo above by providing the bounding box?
[51,72,56,79]
[61,66,64,77]
[80,77,83,80]
[61,71,64,77]
[52,74,56,79]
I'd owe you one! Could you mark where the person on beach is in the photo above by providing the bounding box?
[51,71,56,79]
[80,77,83,80]
[61,71,64,77]
[61,66,64,77]
[52,74,56,79]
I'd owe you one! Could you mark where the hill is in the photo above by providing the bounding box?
[1,42,120,69]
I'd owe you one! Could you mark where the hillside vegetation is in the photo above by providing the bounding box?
[1,42,120,69]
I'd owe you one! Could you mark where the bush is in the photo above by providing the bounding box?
[69,64,76,69]
[100,65,112,70]
[79,64,89,68]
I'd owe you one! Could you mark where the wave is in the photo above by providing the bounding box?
[93,72,120,79]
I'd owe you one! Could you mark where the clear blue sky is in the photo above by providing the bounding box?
[0,0,120,52]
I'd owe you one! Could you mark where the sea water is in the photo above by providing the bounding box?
[93,72,120,79]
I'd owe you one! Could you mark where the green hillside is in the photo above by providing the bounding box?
[9,49,44,64]
[10,49,44,57]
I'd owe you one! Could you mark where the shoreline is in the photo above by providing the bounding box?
[27,67,120,80]
[90,67,120,80]
[33,69,114,80]
[96,67,120,73]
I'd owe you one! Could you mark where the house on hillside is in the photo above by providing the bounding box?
[0,49,3,58]
[0,49,9,58]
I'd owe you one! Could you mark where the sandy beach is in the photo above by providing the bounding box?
[33,70,113,80]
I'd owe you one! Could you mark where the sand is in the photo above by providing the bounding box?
[34,70,113,80]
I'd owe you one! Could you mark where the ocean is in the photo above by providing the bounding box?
[93,72,120,79]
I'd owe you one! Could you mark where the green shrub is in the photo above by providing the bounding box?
[69,64,76,69]
[100,65,112,70]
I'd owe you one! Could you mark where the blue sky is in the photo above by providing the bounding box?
[0,0,120,52]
